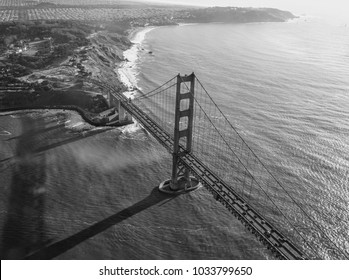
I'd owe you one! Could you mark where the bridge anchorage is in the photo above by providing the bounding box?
[159,73,202,194]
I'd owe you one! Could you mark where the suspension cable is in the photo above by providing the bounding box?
[134,82,177,100]
[89,74,348,258]
[194,76,349,258]
[178,76,320,258]
[133,76,177,100]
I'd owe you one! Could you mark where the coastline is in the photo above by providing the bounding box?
[0,105,128,127]
[117,26,158,99]
[0,108,92,130]
[0,19,296,128]
[0,27,151,128]
[112,26,159,134]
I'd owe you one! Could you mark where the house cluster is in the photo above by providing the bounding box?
[7,39,29,54]
[0,9,19,22]
[0,6,183,24]
[6,37,53,57]
[0,0,39,7]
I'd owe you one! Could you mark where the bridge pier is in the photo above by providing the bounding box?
[116,99,126,122]
[107,91,130,124]
[107,91,114,107]
[159,73,202,194]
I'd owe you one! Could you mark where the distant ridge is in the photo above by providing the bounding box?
[182,7,296,23]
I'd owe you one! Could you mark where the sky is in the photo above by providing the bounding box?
[140,0,349,22]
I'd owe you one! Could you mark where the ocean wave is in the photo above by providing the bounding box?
[117,27,158,99]
[130,27,157,44]
[115,27,158,133]
[0,130,11,136]
[118,122,147,140]
[178,23,199,26]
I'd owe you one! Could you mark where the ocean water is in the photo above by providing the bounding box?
[0,110,271,260]
[123,17,349,258]
[1,17,348,259]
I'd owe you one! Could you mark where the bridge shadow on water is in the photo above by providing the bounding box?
[26,187,175,260]
[1,116,51,259]
[0,116,113,259]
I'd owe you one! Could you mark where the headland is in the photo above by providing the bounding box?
[0,1,296,126]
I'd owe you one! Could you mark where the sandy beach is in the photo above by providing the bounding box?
[117,27,158,99]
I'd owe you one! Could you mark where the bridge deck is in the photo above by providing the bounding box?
[95,82,305,260]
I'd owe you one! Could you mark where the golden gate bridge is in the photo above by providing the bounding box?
[89,73,348,260]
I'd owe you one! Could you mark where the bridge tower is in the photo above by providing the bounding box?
[159,73,202,194]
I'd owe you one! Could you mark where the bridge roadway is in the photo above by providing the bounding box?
[94,80,305,260]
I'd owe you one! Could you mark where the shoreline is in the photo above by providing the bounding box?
[115,19,301,99]
[0,27,149,128]
[117,26,158,99]
[0,20,294,127]
[0,106,129,127]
